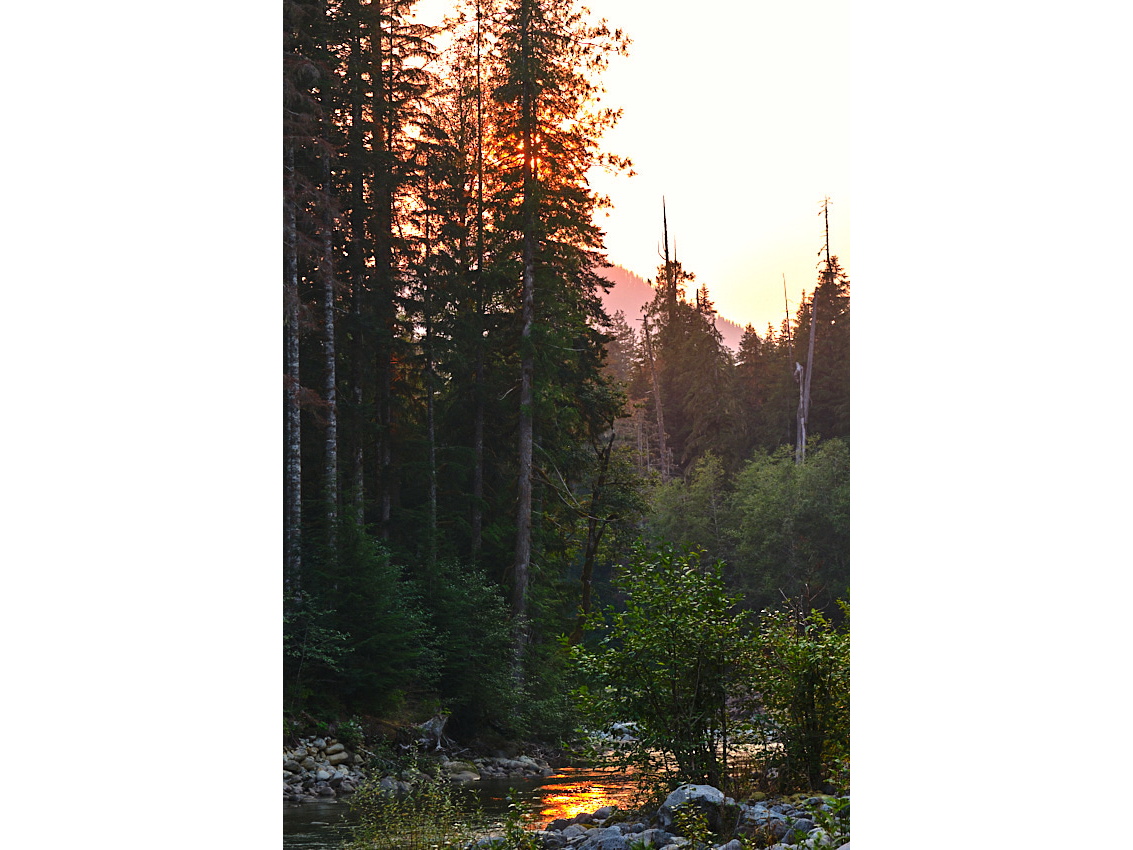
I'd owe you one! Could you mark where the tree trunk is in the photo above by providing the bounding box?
[470,0,486,560]
[423,166,438,575]
[569,428,616,645]
[512,10,536,672]
[513,221,535,635]
[471,358,485,559]
[374,11,396,540]
[285,141,303,591]
[643,317,669,482]
[796,294,817,465]
[322,154,339,552]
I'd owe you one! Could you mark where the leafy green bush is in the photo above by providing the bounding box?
[346,778,480,850]
[574,542,754,790]
[727,440,850,617]
[284,590,352,708]
[751,603,849,792]
[336,716,365,749]
[672,803,715,847]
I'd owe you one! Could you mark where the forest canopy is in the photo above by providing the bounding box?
[283,0,849,751]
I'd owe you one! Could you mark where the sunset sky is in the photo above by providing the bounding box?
[415,0,850,332]
[584,0,850,333]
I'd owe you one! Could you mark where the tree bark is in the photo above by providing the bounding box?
[470,0,486,560]
[512,3,536,670]
[796,294,817,465]
[322,154,339,552]
[285,141,303,591]
[569,428,616,645]
[423,165,438,575]
[643,316,669,482]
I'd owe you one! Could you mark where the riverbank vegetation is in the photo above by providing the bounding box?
[284,0,850,800]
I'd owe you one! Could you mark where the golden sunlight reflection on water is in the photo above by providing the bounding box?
[535,766,640,823]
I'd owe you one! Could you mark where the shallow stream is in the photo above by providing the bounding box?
[283,766,640,849]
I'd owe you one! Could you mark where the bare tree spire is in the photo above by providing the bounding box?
[661,197,676,321]
[797,198,834,464]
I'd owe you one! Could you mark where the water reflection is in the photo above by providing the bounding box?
[283,765,642,848]
[534,766,639,824]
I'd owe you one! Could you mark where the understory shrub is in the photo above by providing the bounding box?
[346,778,480,850]
[574,541,754,792]
[750,603,849,792]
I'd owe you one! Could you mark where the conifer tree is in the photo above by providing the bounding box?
[488,0,628,668]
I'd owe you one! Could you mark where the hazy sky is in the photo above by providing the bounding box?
[415,0,849,332]
[585,0,850,332]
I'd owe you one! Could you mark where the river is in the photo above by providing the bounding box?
[283,765,640,849]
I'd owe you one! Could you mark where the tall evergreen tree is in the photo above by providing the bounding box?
[488,0,628,670]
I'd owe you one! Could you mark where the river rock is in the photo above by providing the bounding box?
[328,751,350,765]
[796,828,835,849]
[786,817,815,836]
[714,841,742,850]
[738,817,788,843]
[578,826,629,850]
[593,806,617,821]
[561,825,590,839]
[658,784,728,833]
[636,828,674,847]
[325,742,345,755]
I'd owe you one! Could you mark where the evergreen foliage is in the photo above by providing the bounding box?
[281,0,850,760]
[425,560,516,737]
[645,439,850,618]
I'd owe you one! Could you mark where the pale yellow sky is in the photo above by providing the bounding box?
[415,0,850,332]
[585,0,850,332]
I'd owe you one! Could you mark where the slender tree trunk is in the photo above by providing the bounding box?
[569,428,616,645]
[423,165,438,575]
[513,226,535,629]
[322,154,339,552]
[470,0,486,560]
[512,7,536,669]
[643,317,669,482]
[344,21,367,532]
[471,361,485,558]
[374,18,396,539]
[285,142,303,592]
[796,294,817,465]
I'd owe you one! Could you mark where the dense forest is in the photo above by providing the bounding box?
[283,0,849,756]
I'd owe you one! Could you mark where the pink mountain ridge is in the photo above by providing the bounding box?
[596,264,748,352]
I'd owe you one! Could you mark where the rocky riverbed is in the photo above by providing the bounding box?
[285,739,848,849]
[284,736,556,803]
[480,784,850,850]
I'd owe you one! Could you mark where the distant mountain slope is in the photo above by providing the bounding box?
[595,264,748,352]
